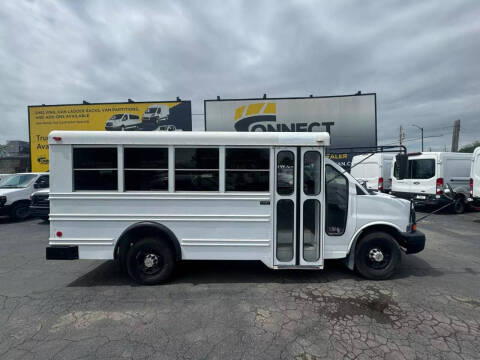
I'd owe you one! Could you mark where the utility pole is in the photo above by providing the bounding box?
[451,119,460,152]
[411,124,424,151]
[399,126,403,147]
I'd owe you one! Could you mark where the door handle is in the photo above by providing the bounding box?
[413,181,420,185]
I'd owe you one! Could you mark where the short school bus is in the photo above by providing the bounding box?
[46,131,425,284]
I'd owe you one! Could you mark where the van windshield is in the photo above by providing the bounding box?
[110,114,123,120]
[146,108,158,114]
[0,174,36,188]
[394,159,435,179]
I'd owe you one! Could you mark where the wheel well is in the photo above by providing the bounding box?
[345,224,403,271]
[114,222,181,262]
[10,200,31,208]
[357,224,402,244]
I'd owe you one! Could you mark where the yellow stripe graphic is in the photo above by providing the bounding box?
[234,106,246,121]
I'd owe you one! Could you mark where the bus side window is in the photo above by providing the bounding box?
[225,148,270,192]
[325,165,348,236]
[175,148,219,191]
[124,148,168,191]
[73,147,118,191]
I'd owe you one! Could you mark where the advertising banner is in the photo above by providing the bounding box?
[204,94,376,168]
[28,101,192,171]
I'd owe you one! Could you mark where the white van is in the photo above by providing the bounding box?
[0,173,49,220]
[470,147,480,205]
[142,104,170,126]
[45,131,425,284]
[105,113,140,131]
[391,152,471,213]
[350,153,394,192]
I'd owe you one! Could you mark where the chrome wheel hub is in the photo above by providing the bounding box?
[144,253,158,268]
[369,248,384,262]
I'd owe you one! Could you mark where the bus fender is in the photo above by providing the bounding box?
[115,221,182,262]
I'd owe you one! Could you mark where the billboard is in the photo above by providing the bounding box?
[204,94,376,168]
[28,101,192,171]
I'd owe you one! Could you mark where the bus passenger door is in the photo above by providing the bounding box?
[274,147,324,267]
[299,148,323,266]
[274,148,297,266]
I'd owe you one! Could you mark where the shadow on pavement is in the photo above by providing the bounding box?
[67,255,443,287]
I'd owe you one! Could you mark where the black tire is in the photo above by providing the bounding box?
[355,232,401,280]
[125,237,175,285]
[452,197,465,214]
[8,202,31,221]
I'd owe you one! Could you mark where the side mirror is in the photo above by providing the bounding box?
[396,154,408,180]
[33,183,39,189]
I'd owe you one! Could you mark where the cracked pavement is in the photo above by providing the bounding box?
[0,211,479,359]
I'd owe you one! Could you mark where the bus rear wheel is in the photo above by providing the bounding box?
[355,232,401,280]
[126,238,175,285]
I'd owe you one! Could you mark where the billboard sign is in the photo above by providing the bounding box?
[28,101,192,171]
[205,94,376,168]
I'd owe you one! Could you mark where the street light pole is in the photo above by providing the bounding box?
[411,124,424,152]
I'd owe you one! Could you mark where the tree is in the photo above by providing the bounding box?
[0,144,6,157]
[459,141,480,153]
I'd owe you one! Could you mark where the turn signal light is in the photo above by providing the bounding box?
[436,178,444,195]
[412,224,417,232]
[470,178,474,198]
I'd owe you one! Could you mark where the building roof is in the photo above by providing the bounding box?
[48,131,330,146]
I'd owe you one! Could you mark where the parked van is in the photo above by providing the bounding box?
[0,173,49,220]
[105,113,140,131]
[350,153,394,192]
[142,104,170,126]
[30,188,50,221]
[470,147,480,205]
[391,152,471,213]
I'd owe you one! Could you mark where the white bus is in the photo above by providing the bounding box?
[46,131,425,284]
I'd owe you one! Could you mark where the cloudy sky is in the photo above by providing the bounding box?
[1,0,479,151]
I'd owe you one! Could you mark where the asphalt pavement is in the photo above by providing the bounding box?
[0,210,479,359]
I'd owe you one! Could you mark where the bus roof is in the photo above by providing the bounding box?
[48,131,330,147]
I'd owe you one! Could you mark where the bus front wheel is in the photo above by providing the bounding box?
[126,237,175,285]
[355,232,401,280]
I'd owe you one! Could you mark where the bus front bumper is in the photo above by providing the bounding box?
[398,230,426,254]
[46,246,78,260]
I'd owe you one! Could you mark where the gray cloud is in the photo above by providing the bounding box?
[0,0,479,151]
